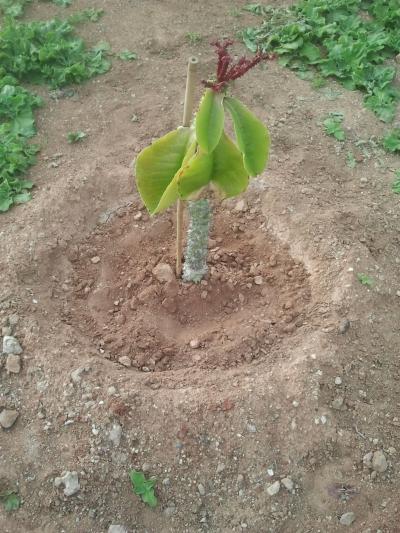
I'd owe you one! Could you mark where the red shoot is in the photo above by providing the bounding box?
[202,40,276,93]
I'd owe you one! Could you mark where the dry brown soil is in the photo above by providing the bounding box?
[1,1,400,532]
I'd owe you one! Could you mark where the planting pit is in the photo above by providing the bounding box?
[61,196,311,372]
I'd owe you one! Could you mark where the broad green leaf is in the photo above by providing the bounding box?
[177,150,213,198]
[135,127,192,213]
[152,140,197,214]
[195,89,224,154]
[3,492,21,512]
[211,132,249,197]
[142,490,157,508]
[224,97,269,176]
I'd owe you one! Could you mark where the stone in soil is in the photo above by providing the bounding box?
[372,450,387,473]
[190,339,200,349]
[266,480,280,496]
[108,424,122,447]
[339,512,355,526]
[54,471,80,496]
[91,256,101,264]
[254,276,263,285]
[2,336,23,355]
[338,319,350,334]
[108,526,128,533]
[5,354,21,374]
[70,366,89,383]
[152,263,174,283]
[118,356,131,367]
[281,477,294,491]
[0,409,19,429]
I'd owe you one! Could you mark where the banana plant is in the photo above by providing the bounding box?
[135,40,273,282]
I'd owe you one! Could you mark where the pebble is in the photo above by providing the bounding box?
[2,326,12,336]
[197,483,206,496]
[2,336,23,355]
[142,462,151,472]
[108,424,122,447]
[363,452,373,468]
[281,477,294,491]
[338,319,350,334]
[335,376,343,385]
[372,450,387,473]
[189,339,200,349]
[107,386,117,396]
[152,263,174,283]
[118,356,131,367]
[0,409,19,429]
[247,423,257,433]
[164,506,176,517]
[6,354,21,374]
[254,276,263,285]
[266,480,280,496]
[216,462,225,474]
[54,471,80,496]
[339,512,355,526]
[91,256,101,264]
[108,526,128,533]
[234,199,247,212]
[331,397,345,410]
[70,367,89,384]
[8,314,19,327]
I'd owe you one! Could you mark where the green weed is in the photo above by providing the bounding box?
[357,273,374,287]
[392,170,400,194]
[382,128,400,153]
[129,470,157,508]
[323,113,345,141]
[67,131,86,143]
[0,490,21,512]
[117,50,137,61]
[186,32,202,45]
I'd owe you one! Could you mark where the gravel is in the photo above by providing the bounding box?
[152,263,174,283]
[5,354,21,374]
[372,450,388,473]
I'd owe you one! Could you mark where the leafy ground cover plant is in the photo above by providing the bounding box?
[357,273,374,287]
[0,10,108,211]
[392,170,400,194]
[382,128,400,153]
[323,112,345,141]
[67,131,86,143]
[135,40,271,282]
[129,470,157,508]
[242,0,400,123]
[0,489,21,512]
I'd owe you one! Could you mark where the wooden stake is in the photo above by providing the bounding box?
[176,56,198,277]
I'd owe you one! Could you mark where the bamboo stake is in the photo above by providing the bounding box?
[176,56,198,278]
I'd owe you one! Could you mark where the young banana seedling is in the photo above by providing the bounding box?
[135,40,272,282]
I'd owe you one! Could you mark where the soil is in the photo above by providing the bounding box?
[1,1,400,532]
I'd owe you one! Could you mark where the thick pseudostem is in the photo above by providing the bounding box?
[183,199,212,283]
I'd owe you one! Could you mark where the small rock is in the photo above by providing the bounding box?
[197,483,206,496]
[281,477,294,491]
[387,447,396,456]
[108,424,122,447]
[8,314,19,327]
[70,367,88,384]
[54,471,80,496]
[266,480,280,496]
[6,354,21,374]
[152,263,174,283]
[107,386,117,396]
[372,450,387,473]
[339,512,355,526]
[338,319,350,334]
[335,376,343,385]
[134,212,142,220]
[118,356,131,367]
[234,199,247,212]
[254,276,263,285]
[190,339,200,349]
[164,506,176,517]
[91,256,101,264]
[2,326,12,336]
[0,409,19,429]
[247,423,257,433]
[142,462,151,472]
[363,452,373,468]
[331,397,345,410]
[216,462,225,474]
[108,526,128,533]
[2,336,23,355]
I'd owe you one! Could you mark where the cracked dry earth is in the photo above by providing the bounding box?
[1,1,400,532]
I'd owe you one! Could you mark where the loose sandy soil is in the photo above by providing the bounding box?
[1,1,400,532]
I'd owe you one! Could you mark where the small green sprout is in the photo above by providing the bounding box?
[129,470,157,508]
[118,50,137,61]
[346,151,357,168]
[186,32,203,45]
[1,490,21,512]
[323,113,346,141]
[67,131,87,144]
[392,170,400,194]
[357,273,374,287]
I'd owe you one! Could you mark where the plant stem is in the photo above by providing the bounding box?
[176,56,198,278]
[183,198,212,283]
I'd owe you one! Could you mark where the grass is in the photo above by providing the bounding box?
[0,8,109,211]
[186,32,202,45]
